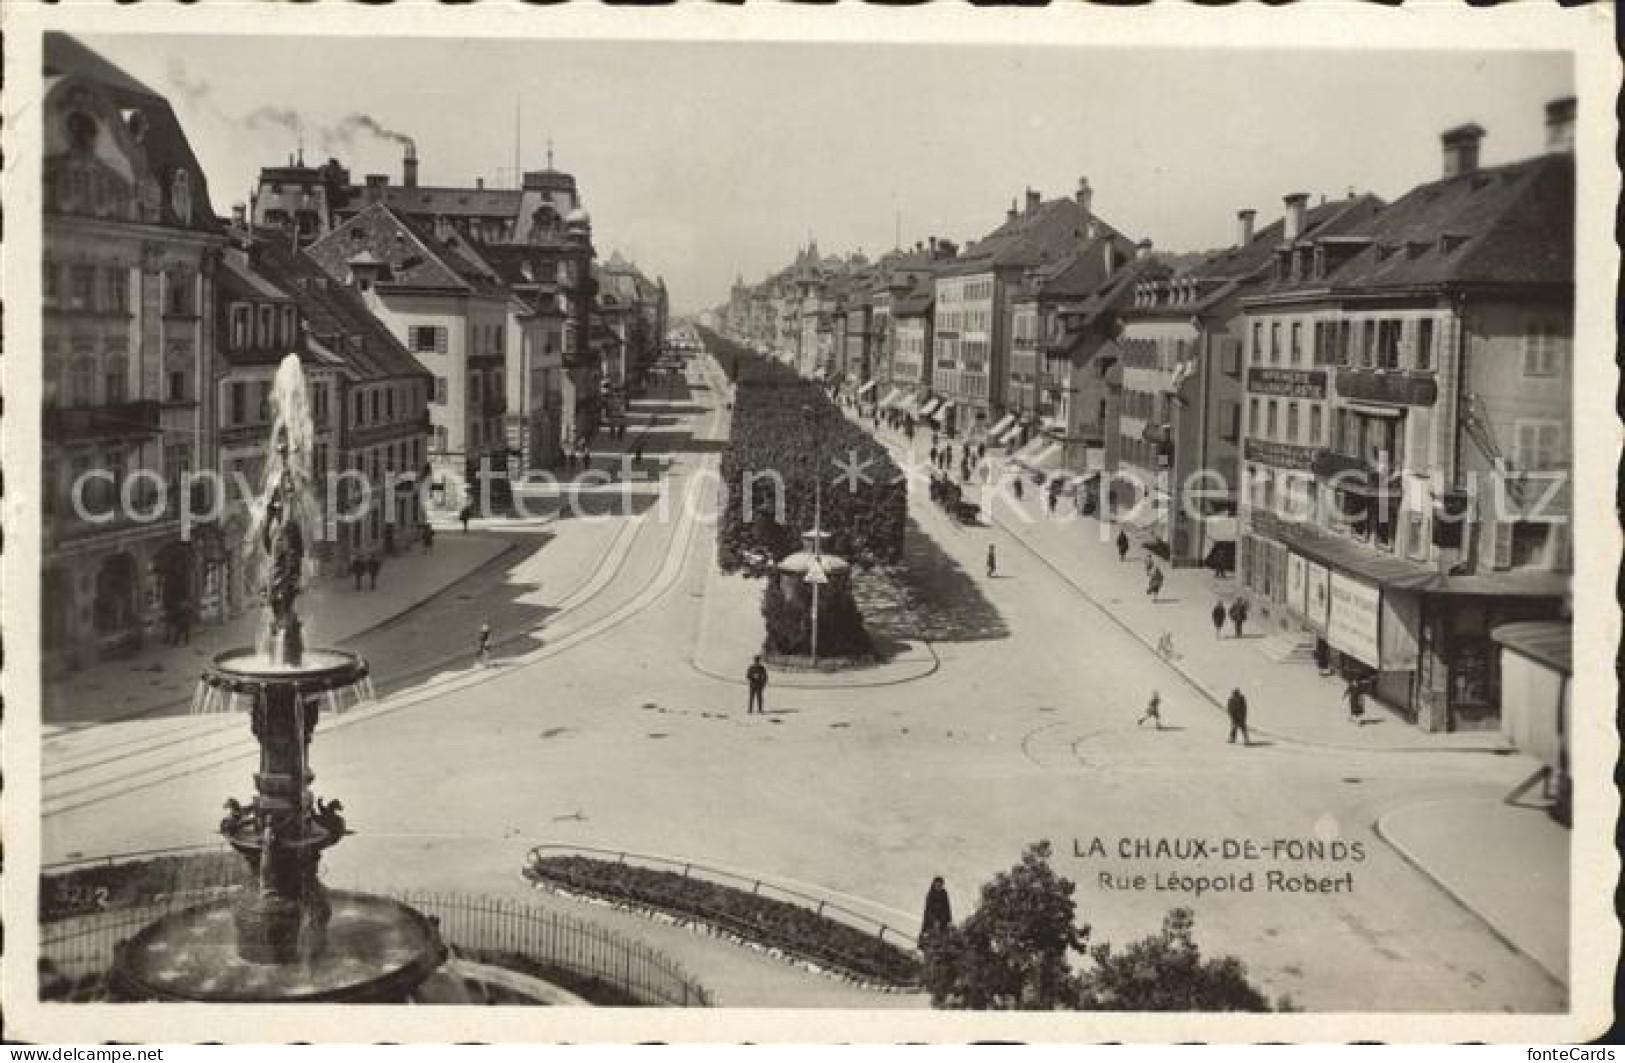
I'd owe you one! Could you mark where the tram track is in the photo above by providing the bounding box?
[44,371,727,820]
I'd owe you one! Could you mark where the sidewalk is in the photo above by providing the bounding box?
[1376,798,1569,985]
[44,533,516,728]
[864,420,1509,753]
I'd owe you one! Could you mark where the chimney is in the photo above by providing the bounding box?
[1441,123,1485,178]
[1545,96,1576,153]
[1236,208,1256,247]
[231,202,247,228]
[476,176,485,190]
[1025,187,1041,216]
[928,236,938,257]
[1136,239,1153,261]
[403,143,419,188]
[1075,176,1093,217]
[1282,193,1309,242]
[1006,200,1019,224]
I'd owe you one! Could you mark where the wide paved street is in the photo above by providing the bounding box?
[43,352,1563,1011]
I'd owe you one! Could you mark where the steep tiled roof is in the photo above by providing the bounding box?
[366,186,521,219]
[945,197,1124,276]
[1323,153,1571,290]
[256,240,430,382]
[307,203,508,298]
[44,34,222,236]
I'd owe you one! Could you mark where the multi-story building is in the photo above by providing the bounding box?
[214,224,345,610]
[1237,101,1575,732]
[41,34,227,671]
[261,151,601,460]
[932,179,1123,439]
[1112,195,1383,567]
[889,277,936,414]
[215,220,433,593]
[997,224,1140,474]
[305,203,514,504]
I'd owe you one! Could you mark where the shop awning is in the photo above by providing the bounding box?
[1203,516,1239,543]
[937,401,957,418]
[1014,441,1065,477]
[1490,621,1572,675]
[995,419,1025,445]
[899,393,921,414]
[1042,416,1068,435]
[857,380,877,397]
[918,397,943,417]
[1010,434,1052,461]
[987,413,1016,439]
[878,388,904,409]
[1265,516,1568,598]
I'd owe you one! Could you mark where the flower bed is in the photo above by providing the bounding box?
[524,854,922,988]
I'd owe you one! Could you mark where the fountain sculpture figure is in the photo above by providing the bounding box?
[110,354,447,1002]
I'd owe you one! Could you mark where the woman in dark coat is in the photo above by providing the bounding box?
[920,876,953,948]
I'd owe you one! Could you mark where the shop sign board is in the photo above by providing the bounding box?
[1328,571,1381,667]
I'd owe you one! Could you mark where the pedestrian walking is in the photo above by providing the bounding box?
[1156,631,1176,660]
[351,557,365,590]
[919,876,953,950]
[1013,477,1024,501]
[476,621,493,668]
[176,603,193,646]
[1227,687,1251,745]
[746,655,769,714]
[1229,597,1249,638]
[1047,488,1059,516]
[367,556,381,590]
[460,504,472,534]
[422,523,435,553]
[1147,566,1164,600]
[1212,600,1227,638]
[986,543,998,579]
[1344,679,1368,725]
[1116,528,1130,563]
[1144,554,1156,578]
[1137,690,1164,730]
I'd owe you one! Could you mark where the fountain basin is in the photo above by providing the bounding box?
[202,647,370,695]
[110,890,447,1003]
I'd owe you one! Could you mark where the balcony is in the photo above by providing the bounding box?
[1335,367,1437,407]
[44,401,160,443]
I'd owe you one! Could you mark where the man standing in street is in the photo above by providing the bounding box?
[476,620,493,668]
[1229,597,1249,638]
[1212,600,1227,639]
[367,555,381,591]
[1227,688,1250,745]
[1116,528,1130,563]
[1147,565,1164,601]
[986,543,998,579]
[746,655,769,715]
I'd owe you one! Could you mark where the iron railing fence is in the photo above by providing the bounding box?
[39,852,710,1006]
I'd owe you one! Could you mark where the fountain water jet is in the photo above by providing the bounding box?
[110,354,448,1002]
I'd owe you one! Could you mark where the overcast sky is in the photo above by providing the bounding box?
[82,35,1572,314]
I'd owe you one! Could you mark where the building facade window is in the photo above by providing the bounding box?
[1266,400,1279,439]
[1309,405,1323,445]
[1523,322,1563,378]
[231,305,250,349]
[1286,402,1300,441]
[1416,318,1436,372]
[70,265,96,310]
[104,267,128,313]
[1289,322,1302,365]
[1269,322,1281,363]
[1513,420,1565,471]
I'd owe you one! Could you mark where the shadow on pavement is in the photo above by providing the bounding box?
[853,515,1009,644]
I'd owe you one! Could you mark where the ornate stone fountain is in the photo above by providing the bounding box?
[110,355,448,1003]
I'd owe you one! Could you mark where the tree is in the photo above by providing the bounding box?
[923,841,1091,1009]
[926,844,1277,1013]
[1078,907,1271,1012]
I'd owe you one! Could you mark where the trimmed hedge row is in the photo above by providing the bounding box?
[762,571,874,660]
[700,327,907,573]
[524,854,922,987]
